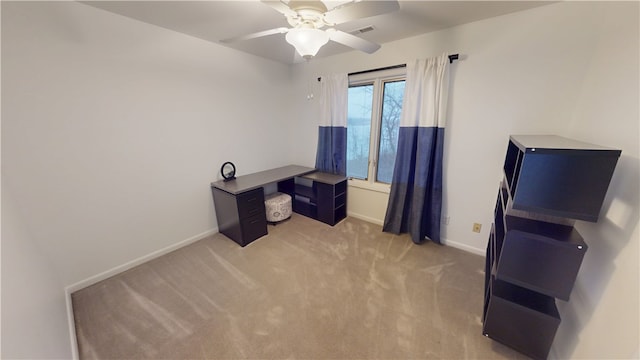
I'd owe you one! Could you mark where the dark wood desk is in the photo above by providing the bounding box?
[210,165,316,246]
[211,165,316,195]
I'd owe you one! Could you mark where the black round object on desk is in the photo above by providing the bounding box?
[221,162,236,181]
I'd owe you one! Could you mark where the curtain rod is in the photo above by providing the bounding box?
[317,54,459,82]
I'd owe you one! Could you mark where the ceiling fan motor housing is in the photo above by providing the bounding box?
[286,0,329,28]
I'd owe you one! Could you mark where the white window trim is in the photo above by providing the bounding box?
[348,67,406,191]
[348,177,391,194]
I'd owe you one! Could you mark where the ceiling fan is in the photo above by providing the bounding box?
[221,0,400,60]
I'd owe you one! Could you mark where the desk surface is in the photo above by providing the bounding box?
[211,165,316,195]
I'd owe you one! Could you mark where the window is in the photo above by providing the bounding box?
[347,68,406,187]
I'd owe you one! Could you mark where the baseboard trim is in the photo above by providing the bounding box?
[347,211,384,226]
[64,227,219,359]
[66,227,218,293]
[65,288,79,360]
[347,214,486,256]
[441,237,485,256]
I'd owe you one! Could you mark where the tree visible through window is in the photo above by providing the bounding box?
[347,73,405,185]
[377,80,405,183]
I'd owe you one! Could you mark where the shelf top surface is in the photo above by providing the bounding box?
[504,215,586,246]
[302,172,347,185]
[211,165,316,194]
[510,135,621,154]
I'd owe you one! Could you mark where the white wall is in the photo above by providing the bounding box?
[1,1,296,358]
[289,1,639,357]
[552,2,639,358]
[1,187,72,358]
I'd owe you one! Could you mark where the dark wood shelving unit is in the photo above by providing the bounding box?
[482,135,620,359]
[293,172,347,226]
[294,183,316,199]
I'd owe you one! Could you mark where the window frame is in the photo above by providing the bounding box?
[347,67,406,193]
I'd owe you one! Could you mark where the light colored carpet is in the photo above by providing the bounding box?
[72,214,524,359]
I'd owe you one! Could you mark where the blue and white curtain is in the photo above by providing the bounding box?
[383,55,450,244]
[315,73,348,175]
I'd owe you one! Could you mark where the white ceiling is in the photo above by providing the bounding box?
[82,1,554,64]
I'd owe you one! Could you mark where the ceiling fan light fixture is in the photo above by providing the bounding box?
[285,27,329,59]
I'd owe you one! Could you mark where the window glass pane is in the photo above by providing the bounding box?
[347,84,373,180]
[376,80,405,184]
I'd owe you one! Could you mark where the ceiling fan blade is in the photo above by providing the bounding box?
[324,0,400,25]
[261,0,297,17]
[326,29,380,54]
[221,27,289,43]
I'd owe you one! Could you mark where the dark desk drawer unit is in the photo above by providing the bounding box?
[211,187,266,247]
[237,190,265,219]
[239,212,268,244]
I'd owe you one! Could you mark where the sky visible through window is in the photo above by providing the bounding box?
[347,85,373,180]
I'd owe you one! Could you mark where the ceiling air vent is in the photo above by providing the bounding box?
[349,25,375,35]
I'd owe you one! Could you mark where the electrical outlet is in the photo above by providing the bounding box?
[442,216,450,225]
[472,223,482,233]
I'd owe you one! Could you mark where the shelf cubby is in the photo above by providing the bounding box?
[504,135,620,222]
[294,172,347,226]
[483,277,560,360]
[498,215,586,301]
